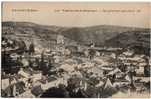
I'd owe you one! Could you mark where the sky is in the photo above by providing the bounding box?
[2,2,151,28]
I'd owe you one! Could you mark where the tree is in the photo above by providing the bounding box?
[144,56,150,77]
[29,42,35,55]
[17,40,27,54]
[144,65,150,77]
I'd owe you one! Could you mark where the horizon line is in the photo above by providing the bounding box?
[2,20,150,29]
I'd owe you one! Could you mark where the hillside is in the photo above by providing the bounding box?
[2,21,60,49]
[61,25,145,46]
[2,21,150,54]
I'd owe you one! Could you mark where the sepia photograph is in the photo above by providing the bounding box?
[1,2,151,98]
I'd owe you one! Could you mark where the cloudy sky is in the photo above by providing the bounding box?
[2,2,150,28]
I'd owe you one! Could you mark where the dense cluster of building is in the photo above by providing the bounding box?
[1,35,150,98]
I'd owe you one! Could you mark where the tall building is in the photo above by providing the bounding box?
[56,34,65,52]
[57,34,64,45]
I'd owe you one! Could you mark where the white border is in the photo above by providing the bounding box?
[0,0,150,99]
[0,0,151,2]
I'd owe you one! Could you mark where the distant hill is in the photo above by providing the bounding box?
[61,25,146,46]
[2,21,60,49]
[2,21,150,54]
